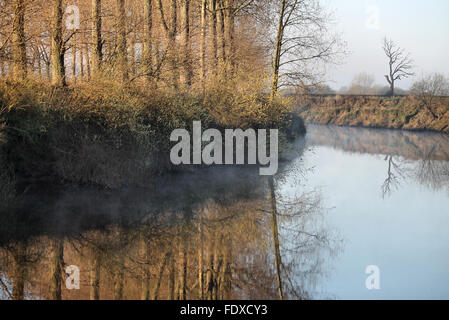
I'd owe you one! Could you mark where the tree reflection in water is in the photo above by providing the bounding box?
[0,143,338,300]
[381,143,449,198]
[305,124,449,197]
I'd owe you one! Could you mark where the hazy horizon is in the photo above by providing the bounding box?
[324,0,449,91]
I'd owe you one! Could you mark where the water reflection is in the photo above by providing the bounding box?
[306,124,449,197]
[306,124,449,161]
[4,124,447,300]
[0,140,337,300]
[302,124,449,299]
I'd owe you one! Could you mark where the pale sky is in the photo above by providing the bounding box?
[324,0,449,91]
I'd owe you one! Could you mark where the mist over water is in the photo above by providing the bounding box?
[1,124,449,299]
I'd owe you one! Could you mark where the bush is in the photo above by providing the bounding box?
[0,79,303,188]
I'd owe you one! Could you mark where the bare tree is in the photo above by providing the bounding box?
[381,155,409,198]
[89,244,101,300]
[382,37,414,96]
[49,239,63,300]
[91,0,103,77]
[142,0,153,84]
[116,0,128,82]
[269,176,283,300]
[208,0,218,77]
[411,73,449,117]
[347,72,375,95]
[200,0,207,89]
[12,0,27,80]
[180,0,192,87]
[270,0,344,100]
[50,0,65,86]
[157,0,178,88]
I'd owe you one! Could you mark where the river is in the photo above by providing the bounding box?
[288,124,449,299]
[1,124,448,300]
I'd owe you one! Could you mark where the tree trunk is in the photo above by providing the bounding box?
[169,0,178,88]
[84,42,91,80]
[200,0,207,90]
[168,252,175,299]
[140,237,151,300]
[12,0,27,80]
[208,0,218,77]
[113,267,124,300]
[142,0,153,84]
[89,246,101,300]
[270,0,287,101]
[130,33,136,76]
[71,41,77,83]
[116,0,128,82]
[221,240,232,299]
[46,61,51,80]
[157,0,178,87]
[223,0,234,74]
[269,176,284,300]
[0,51,4,77]
[217,4,226,71]
[213,237,222,300]
[35,47,42,77]
[152,252,169,300]
[177,242,187,300]
[0,33,4,77]
[12,243,25,300]
[91,0,103,76]
[180,0,192,87]
[49,239,63,300]
[78,42,84,79]
[198,215,204,299]
[205,236,215,300]
[50,0,66,86]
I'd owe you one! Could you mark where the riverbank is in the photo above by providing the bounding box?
[0,80,305,189]
[297,95,449,133]
[306,123,449,161]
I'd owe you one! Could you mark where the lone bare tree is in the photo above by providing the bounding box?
[383,37,414,96]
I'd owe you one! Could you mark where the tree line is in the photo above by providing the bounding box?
[0,0,343,97]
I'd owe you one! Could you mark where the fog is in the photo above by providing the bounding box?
[325,0,449,91]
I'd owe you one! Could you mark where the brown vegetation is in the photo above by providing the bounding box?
[297,95,449,133]
[0,79,301,188]
[0,163,335,300]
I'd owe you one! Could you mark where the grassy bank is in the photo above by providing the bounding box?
[0,80,305,189]
[297,95,449,133]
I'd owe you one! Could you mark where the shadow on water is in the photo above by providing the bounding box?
[0,136,339,300]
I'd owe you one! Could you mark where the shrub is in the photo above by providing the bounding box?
[0,79,302,188]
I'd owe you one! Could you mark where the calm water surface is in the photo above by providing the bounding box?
[1,124,448,300]
[290,124,449,299]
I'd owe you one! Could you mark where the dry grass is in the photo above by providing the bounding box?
[0,79,303,188]
[297,95,449,133]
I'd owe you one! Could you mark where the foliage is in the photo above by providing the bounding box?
[297,94,449,133]
[0,79,303,188]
